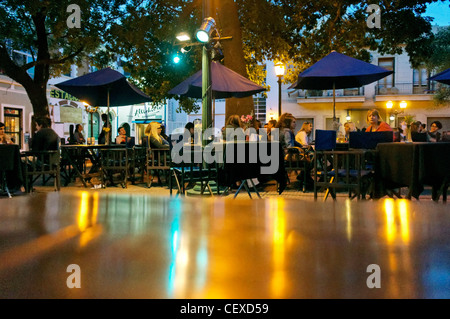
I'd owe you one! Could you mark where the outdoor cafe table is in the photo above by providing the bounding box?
[60,144,124,187]
[374,142,450,200]
[208,141,287,196]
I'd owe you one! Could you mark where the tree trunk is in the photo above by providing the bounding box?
[0,9,51,121]
[217,0,254,122]
[26,84,50,119]
[0,50,50,120]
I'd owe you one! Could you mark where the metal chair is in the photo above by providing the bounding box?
[21,150,61,193]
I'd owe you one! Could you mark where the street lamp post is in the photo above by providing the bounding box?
[386,100,407,128]
[274,62,285,117]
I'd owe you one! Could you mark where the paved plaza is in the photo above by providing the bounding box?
[3,173,435,202]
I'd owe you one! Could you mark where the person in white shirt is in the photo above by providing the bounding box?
[295,121,313,147]
[116,126,127,144]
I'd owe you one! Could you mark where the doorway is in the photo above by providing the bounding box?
[3,107,23,148]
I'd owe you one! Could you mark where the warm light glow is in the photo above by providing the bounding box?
[82,101,89,106]
[390,115,395,121]
[274,62,285,77]
[384,199,395,244]
[400,101,407,109]
[346,115,351,121]
[398,200,410,243]
[345,199,352,242]
[176,32,191,42]
[386,101,393,109]
[77,192,90,232]
[270,198,287,298]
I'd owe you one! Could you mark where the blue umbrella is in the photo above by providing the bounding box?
[429,68,450,85]
[55,68,152,106]
[168,61,266,99]
[55,68,152,144]
[289,51,393,120]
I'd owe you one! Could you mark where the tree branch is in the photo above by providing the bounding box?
[21,46,85,71]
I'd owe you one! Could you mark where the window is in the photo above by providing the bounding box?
[253,95,266,123]
[378,58,394,94]
[413,66,428,94]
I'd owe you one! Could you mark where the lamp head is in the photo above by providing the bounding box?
[386,101,393,109]
[400,101,407,109]
[196,17,216,43]
[176,32,191,42]
[274,62,285,77]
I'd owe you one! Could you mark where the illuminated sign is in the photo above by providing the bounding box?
[50,89,79,101]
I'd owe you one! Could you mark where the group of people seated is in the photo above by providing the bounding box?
[407,119,443,142]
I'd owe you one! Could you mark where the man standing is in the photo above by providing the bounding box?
[98,113,111,145]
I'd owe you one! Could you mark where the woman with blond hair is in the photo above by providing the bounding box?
[295,121,313,146]
[145,121,169,149]
[366,109,392,132]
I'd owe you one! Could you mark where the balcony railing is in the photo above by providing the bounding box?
[375,82,438,95]
[294,87,365,98]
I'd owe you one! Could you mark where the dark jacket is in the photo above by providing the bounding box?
[31,128,60,151]
[98,122,111,144]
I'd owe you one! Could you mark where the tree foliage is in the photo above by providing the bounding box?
[0,0,445,117]
[0,0,142,117]
[237,0,442,85]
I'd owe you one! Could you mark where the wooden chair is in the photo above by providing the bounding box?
[283,146,312,192]
[100,148,128,188]
[169,144,219,196]
[21,150,61,193]
[146,147,171,187]
[128,146,147,185]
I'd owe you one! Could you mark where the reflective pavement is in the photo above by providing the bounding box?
[0,191,449,298]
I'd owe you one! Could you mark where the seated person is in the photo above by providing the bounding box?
[344,122,357,141]
[0,122,14,144]
[31,117,60,151]
[160,124,169,141]
[73,124,86,144]
[427,120,442,142]
[365,109,393,132]
[266,119,277,141]
[295,121,313,147]
[145,121,169,149]
[223,114,245,141]
[116,126,127,144]
[185,122,195,143]
[276,113,301,149]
